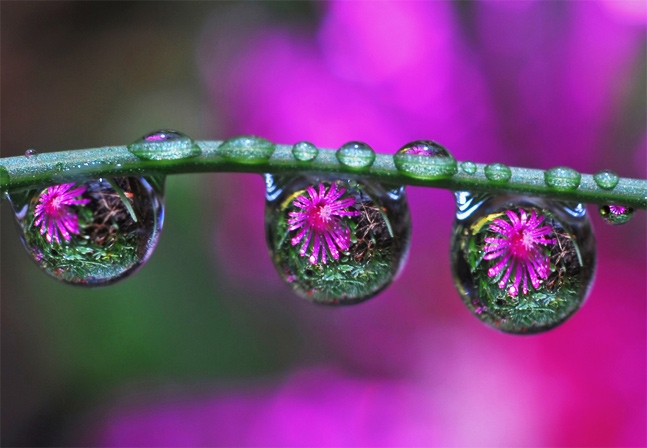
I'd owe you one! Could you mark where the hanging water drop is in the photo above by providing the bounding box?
[461,161,477,175]
[9,177,165,285]
[393,140,457,179]
[484,163,511,183]
[450,194,596,334]
[292,141,318,162]
[336,141,375,170]
[218,135,275,163]
[127,130,201,161]
[25,149,38,158]
[544,167,581,191]
[593,170,619,190]
[265,175,411,305]
[599,204,634,225]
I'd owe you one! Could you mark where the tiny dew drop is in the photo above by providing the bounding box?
[265,175,411,305]
[544,167,581,191]
[25,149,38,158]
[336,141,376,170]
[484,163,511,183]
[593,170,619,190]
[8,177,165,286]
[599,204,634,225]
[128,129,201,161]
[461,161,477,175]
[451,194,596,334]
[218,135,275,163]
[393,140,457,180]
[292,141,318,162]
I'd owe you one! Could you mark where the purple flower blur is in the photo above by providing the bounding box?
[33,182,90,244]
[483,208,555,296]
[288,183,359,265]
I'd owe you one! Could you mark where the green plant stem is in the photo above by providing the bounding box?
[1,140,646,209]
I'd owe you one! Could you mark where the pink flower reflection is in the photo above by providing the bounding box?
[33,182,90,244]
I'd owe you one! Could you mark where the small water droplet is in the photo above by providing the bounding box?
[461,161,477,175]
[593,170,619,190]
[484,163,511,183]
[544,167,581,191]
[450,194,596,334]
[265,175,411,305]
[292,141,318,162]
[393,140,457,179]
[218,135,275,163]
[8,177,165,285]
[599,204,634,225]
[336,141,376,170]
[25,149,38,158]
[127,129,201,161]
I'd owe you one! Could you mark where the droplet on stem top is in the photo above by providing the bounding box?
[292,141,318,162]
[393,140,457,179]
[598,204,634,225]
[128,130,201,161]
[544,167,581,191]
[265,175,411,305]
[484,163,511,183]
[461,161,477,175]
[593,170,619,190]
[9,177,165,286]
[336,141,376,170]
[218,135,275,163]
[25,149,38,158]
[450,194,596,334]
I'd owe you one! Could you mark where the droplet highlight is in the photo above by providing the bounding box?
[593,170,619,190]
[599,204,634,225]
[265,175,411,305]
[461,161,477,175]
[451,194,596,334]
[218,135,275,163]
[393,140,457,180]
[25,149,38,158]
[292,141,318,162]
[484,163,511,183]
[127,129,201,161]
[336,141,376,170]
[9,177,165,285]
[544,167,581,191]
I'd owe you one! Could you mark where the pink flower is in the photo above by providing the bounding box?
[33,182,90,244]
[287,183,360,265]
[483,208,555,297]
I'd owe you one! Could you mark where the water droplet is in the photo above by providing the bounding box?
[599,204,634,225]
[484,163,511,183]
[265,175,411,305]
[336,141,376,170]
[292,141,318,162]
[9,177,165,285]
[544,167,581,191]
[450,194,596,334]
[127,129,201,161]
[593,170,619,190]
[461,161,477,175]
[25,149,38,158]
[393,140,457,179]
[218,135,275,163]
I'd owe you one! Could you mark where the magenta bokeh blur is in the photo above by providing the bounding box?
[89,1,646,446]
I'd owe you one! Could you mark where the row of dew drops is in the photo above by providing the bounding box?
[2,130,638,335]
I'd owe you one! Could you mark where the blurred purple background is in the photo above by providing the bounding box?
[2,1,645,446]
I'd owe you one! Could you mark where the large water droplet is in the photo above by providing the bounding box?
[544,167,581,191]
[393,140,457,179]
[265,175,411,305]
[9,177,165,285]
[484,163,511,183]
[593,170,619,190]
[461,161,477,175]
[25,149,38,158]
[450,194,596,334]
[336,141,375,170]
[599,204,634,225]
[127,130,201,161]
[218,135,275,163]
[292,141,318,162]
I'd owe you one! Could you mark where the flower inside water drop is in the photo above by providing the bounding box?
[266,176,411,305]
